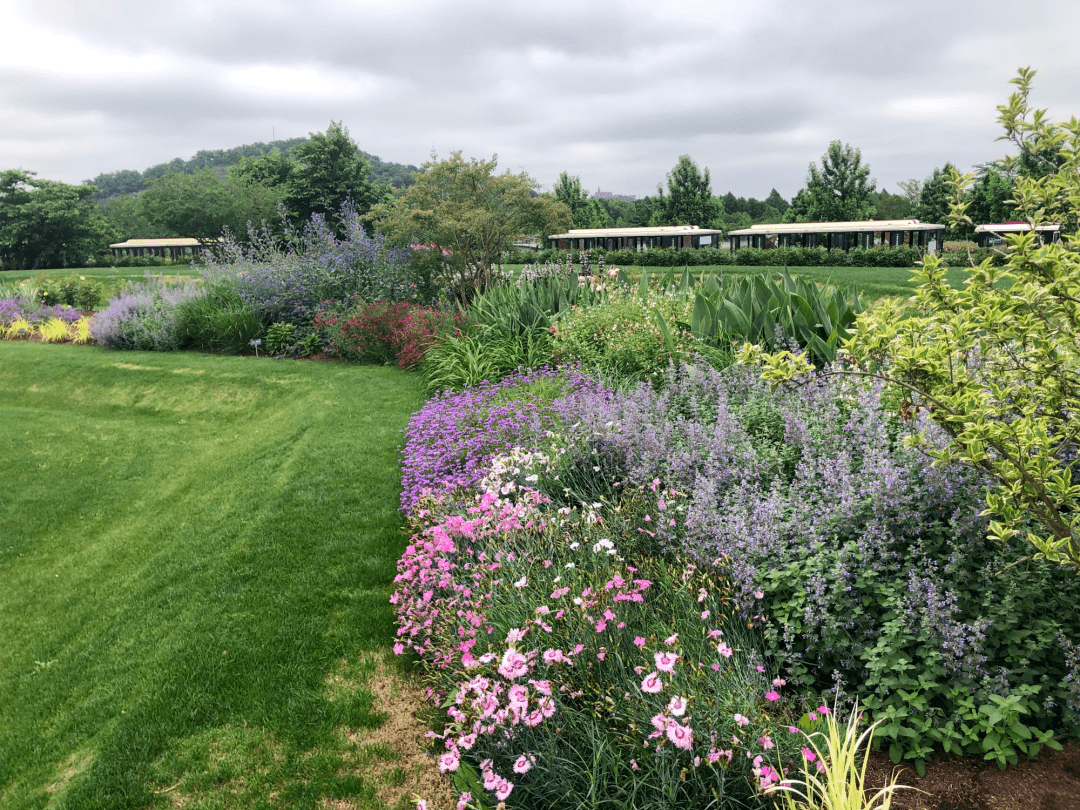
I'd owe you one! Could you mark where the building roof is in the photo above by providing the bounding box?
[109,238,223,248]
[548,225,724,239]
[974,222,1061,233]
[727,219,945,236]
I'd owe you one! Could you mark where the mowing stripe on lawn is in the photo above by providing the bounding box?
[0,343,423,809]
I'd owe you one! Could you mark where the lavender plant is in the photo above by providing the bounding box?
[399,366,607,512]
[204,201,418,331]
[545,362,1080,769]
[90,275,205,351]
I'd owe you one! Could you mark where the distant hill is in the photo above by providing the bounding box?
[84,138,421,200]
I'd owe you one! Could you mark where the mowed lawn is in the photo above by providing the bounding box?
[505,263,974,301]
[0,343,424,809]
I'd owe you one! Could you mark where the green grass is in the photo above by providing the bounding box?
[0,343,424,809]
[503,263,974,302]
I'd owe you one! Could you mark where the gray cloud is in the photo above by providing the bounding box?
[3,0,1078,200]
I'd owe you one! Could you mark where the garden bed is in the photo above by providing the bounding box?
[865,740,1080,809]
[392,362,1080,810]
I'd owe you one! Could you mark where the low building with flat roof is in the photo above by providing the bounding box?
[548,225,725,252]
[109,238,222,259]
[727,219,947,253]
[974,222,1061,248]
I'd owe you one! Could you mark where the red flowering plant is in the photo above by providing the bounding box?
[314,298,464,369]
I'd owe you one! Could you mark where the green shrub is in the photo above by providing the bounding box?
[36,274,105,309]
[552,287,697,385]
[264,322,297,356]
[941,246,1009,267]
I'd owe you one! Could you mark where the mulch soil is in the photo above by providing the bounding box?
[864,740,1080,810]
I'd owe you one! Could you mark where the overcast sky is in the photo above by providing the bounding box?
[2,0,1078,201]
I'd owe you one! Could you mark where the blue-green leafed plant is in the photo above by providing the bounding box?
[687,268,860,368]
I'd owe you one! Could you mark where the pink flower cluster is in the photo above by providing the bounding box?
[393,473,827,806]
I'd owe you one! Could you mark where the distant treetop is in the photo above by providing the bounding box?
[83,136,420,200]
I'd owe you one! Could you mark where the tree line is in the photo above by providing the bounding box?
[0,123,1033,271]
[85,138,419,200]
[555,144,1021,240]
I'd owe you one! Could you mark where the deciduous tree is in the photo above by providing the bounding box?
[138,168,284,244]
[914,163,957,231]
[287,122,387,228]
[653,155,719,227]
[786,141,875,222]
[553,172,589,227]
[367,152,571,302]
[0,170,116,269]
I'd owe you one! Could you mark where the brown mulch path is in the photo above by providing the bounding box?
[864,740,1080,810]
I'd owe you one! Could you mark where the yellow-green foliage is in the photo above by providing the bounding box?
[71,316,94,345]
[4,318,35,339]
[39,318,72,344]
[768,706,909,810]
[552,287,696,383]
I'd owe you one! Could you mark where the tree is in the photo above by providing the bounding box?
[785,141,876,222]
[897,178,924,209]
[0,170,117,269]
[367,152,571,302]
[231,149,296,189]
[553,172,589,227]
[287,122,387,228]
[98,193,164,239]
[653,155,719,227]
[84,169,146,200]
[869,187,911,220]
[914,164,958,232]
[138,168,284,243]
[764,188,789,217]
[579,198,614,229]
[783,188,812,223]
[745,67,1080,571]
[965,168,1016,227]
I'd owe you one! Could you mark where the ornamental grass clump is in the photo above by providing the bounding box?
[399,366,608,512]
[766,705,910,810]
[38,317,72,343]
[394,470,824,809]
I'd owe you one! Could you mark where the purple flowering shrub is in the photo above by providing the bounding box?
[394,479,830,808]
[203,202,417,330]
[399,366,608,512]
[90,276,205,351]
[547,362,1080,767]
